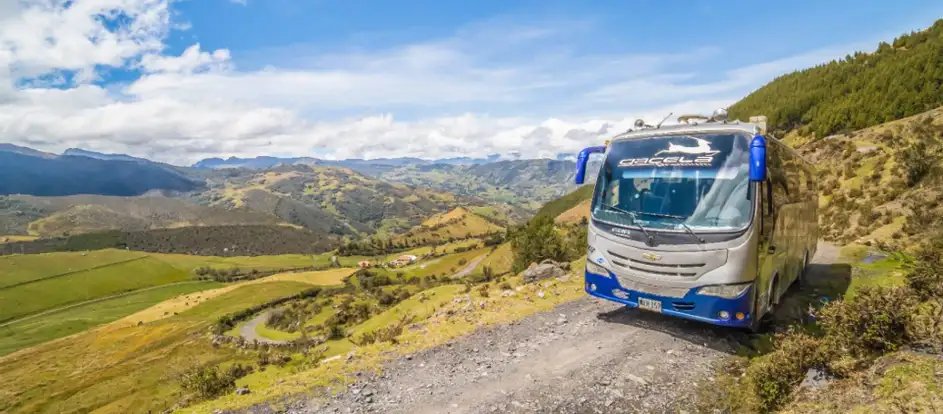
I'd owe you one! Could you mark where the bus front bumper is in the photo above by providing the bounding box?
[584,271,756,328]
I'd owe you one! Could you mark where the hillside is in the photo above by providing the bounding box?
[531,185,594,223]
[0,150,201,197]
[390,207,504,246]
[0,194,283,237]
[378,159,583,211]
[729,19,943,139]
[792,106,943,249]
[0,224,339,256]
[198,164,461,236]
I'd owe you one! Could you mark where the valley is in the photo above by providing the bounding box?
[3,13,943,414]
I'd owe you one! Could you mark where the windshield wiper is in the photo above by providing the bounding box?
[603,205,657,246]
[633,211,705,244]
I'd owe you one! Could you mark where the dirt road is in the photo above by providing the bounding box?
[247,243,841,414]
[240,311,288,345]
[450,254,487,279]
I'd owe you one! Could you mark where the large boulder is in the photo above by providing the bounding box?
[522,259,568,284]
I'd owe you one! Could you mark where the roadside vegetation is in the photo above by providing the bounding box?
[700,238,943,413]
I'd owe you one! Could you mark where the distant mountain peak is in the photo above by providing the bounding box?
[0,143,57,159]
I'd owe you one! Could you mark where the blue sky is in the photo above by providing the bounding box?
[1,0,941,164]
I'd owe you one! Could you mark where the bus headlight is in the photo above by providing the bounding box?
[697,282,752,298]
[586,261,610,276]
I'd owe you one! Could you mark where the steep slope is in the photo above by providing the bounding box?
[532,185,595,223]
[795,106,943,248]
[729,19,943,139]
[0,151,201,197]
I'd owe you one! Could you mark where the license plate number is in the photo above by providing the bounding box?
[638,298,662,313]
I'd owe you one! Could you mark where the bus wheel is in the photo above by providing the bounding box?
[798,251,811,287]
[748,287,767,333]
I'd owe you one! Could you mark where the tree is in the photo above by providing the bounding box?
[510,215,567,272]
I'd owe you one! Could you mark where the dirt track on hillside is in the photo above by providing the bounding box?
[243,243,841,414]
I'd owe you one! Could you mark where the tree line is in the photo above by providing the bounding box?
[729,18,943,139]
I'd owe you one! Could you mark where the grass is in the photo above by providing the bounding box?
[782,351,943,413]
[392,208,503,246]
[0,280,314,414]
[0,235,38,244]
[400,247,489,279]
[0,256,191,323]
[0,281,223,356]
[480,243,514,275]
[255,321,301,341]
[152,252,321,273]
[259,268,353,286]
[186,257,587,413]
[0,249,147,288]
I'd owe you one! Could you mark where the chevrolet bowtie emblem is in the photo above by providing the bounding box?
[641,252,662,261]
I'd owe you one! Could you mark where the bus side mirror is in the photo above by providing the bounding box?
[749,135,767,182]
[575,146,606,184]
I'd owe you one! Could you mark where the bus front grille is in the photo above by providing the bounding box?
[627,265,697,278]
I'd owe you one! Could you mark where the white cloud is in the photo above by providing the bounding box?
[0,0,864,166]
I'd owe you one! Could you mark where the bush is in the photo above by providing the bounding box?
[458,258,468,266]
[907,239,943,300]
[899,140,936,187]
[818,286,916,358]
[178,364,244,400]
[477,284,490,298]
[728,330,823,413]
[510,215,569,272]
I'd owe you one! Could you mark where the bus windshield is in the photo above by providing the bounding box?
[591,133,752,232]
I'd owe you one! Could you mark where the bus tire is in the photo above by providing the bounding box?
[748,286,766,333]
[798,251,811,287]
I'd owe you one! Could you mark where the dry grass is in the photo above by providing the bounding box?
[112,268,355,327]
[554,199,591,224]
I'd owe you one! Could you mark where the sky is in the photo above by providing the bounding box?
[0,0,941,166]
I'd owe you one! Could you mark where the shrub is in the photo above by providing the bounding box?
[457,258,468,266]
[818,286,916,358]
[735,330,824,413]
[906,239,943,300]
[499,282,512,290]
[477,284,490,298]
[899,140,936,187]
[179,364,238,400]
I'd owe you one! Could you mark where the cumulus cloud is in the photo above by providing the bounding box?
[0,0,861,165]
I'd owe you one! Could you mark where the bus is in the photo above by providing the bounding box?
[574,110,817,332]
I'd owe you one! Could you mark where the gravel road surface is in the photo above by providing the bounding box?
[244,242,840,414]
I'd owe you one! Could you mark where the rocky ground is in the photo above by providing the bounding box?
[240,243,840,414]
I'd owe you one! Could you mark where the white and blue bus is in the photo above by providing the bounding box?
[574,111,817,331]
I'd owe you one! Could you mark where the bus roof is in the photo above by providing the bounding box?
[607,121,815,166]
[609,122,761,143]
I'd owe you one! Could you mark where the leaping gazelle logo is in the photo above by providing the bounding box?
[654,137,719,156]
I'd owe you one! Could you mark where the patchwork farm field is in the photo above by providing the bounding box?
[0,249,147,288]
[0,281,223,356]
[0,280,317,414]
[0,256,190,323]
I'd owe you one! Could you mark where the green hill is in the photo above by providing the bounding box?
[730,19,943,139]
[531,185,594,223]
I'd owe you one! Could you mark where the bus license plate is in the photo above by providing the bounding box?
[638,298,662,313]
